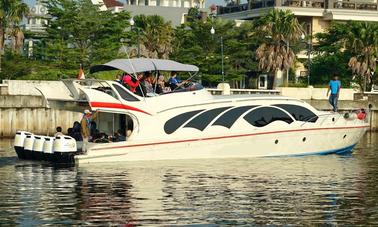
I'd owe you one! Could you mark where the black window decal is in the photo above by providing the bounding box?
[184,107,232,131]
[212,105,258,128]
[113,84,140,102]
[164,110,204,134]
[273,104,318,122]
[243,106,293,127]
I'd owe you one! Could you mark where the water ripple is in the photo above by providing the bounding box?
[0,133,377,226]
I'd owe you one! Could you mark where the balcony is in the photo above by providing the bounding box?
[217,0,378,15]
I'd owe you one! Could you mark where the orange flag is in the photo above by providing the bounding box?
[77,66,85,80]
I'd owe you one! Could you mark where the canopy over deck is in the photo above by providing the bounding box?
[90,58,199,74]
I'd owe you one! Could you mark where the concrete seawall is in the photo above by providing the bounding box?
[0,95,81,138]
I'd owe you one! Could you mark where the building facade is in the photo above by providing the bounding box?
[217,0,378,88]
[92,0,206,26]
[23,0,50,58]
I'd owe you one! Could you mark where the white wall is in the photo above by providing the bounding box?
[279,87,356,100]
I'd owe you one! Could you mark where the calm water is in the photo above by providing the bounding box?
[0,134,377,226]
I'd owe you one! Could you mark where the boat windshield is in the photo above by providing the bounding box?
[161,82,204,95]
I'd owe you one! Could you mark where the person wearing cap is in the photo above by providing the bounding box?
[80,109,98,151]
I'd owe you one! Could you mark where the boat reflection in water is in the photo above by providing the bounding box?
[3,137,377,226]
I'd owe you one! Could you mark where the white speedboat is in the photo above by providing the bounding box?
[14,58,369,164]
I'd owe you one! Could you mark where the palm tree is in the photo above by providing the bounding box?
[134,15,173,59]
[254,9,303,87]
[343,22,378,92]
[0,0,29,51]
[0,0,28,72]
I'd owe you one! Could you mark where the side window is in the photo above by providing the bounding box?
[212,106,258,128]
[273,104,318,122]
[164,110,204,134]
[243,106,293,127]
[184,107,231,131]
[113,84,140,102]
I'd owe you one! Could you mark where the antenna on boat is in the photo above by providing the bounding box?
[123,49,147,101]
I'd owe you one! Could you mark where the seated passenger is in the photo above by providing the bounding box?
[135,74,147,97]
[155,75,171,94]
[93,133,109,143]
[72,121,83,141]
[168,71,181,91]
[67,128,74,137]
[54,126,64,137]
[122,73,143,93]
[144,73,154,94]
[115,74,123,84]
[112,129,126,142]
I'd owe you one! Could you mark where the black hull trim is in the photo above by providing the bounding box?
[14,147,76,164]
[51,152,76,164]
[15,146,26,159]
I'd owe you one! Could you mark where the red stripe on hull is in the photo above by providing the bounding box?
[90,102,151,115]
[91,125,369,151]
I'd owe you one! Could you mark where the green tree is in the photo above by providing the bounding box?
[0,0,28,72]
[42,0,131,71]
[345,22,378,91]
[254,9,304,86]
[133,15,173,59]
[314,21,378,91]
[186,7,201,22]
[172,17,258,87]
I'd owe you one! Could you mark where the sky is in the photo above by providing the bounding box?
[24,0,226,8]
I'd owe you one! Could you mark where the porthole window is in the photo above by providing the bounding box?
[275,139,279,144]
[243,107,293,127]
[302,137,306,142]
[273,104,318,122]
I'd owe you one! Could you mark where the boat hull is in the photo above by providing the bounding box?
[15,146,26,160]
[76,125,368,164]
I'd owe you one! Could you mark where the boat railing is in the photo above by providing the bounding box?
[300,113,342,127]
[206,88,281,95]
[301,110,367,127]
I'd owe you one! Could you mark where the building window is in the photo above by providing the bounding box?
[244,106,293,127]
[212,105,258,128]
[273,104,318,122]
[164,110,204,134]
[184,107,231,131]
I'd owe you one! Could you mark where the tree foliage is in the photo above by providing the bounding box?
[0,0,28,52]
[254,9,303,75]
[41,0,131,70]
[172,18,258,87]
[133,15,174,59]
[314,21,378,91]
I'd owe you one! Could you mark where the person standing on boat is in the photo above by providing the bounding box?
[327,74,341,112]
[81,109,98,152]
